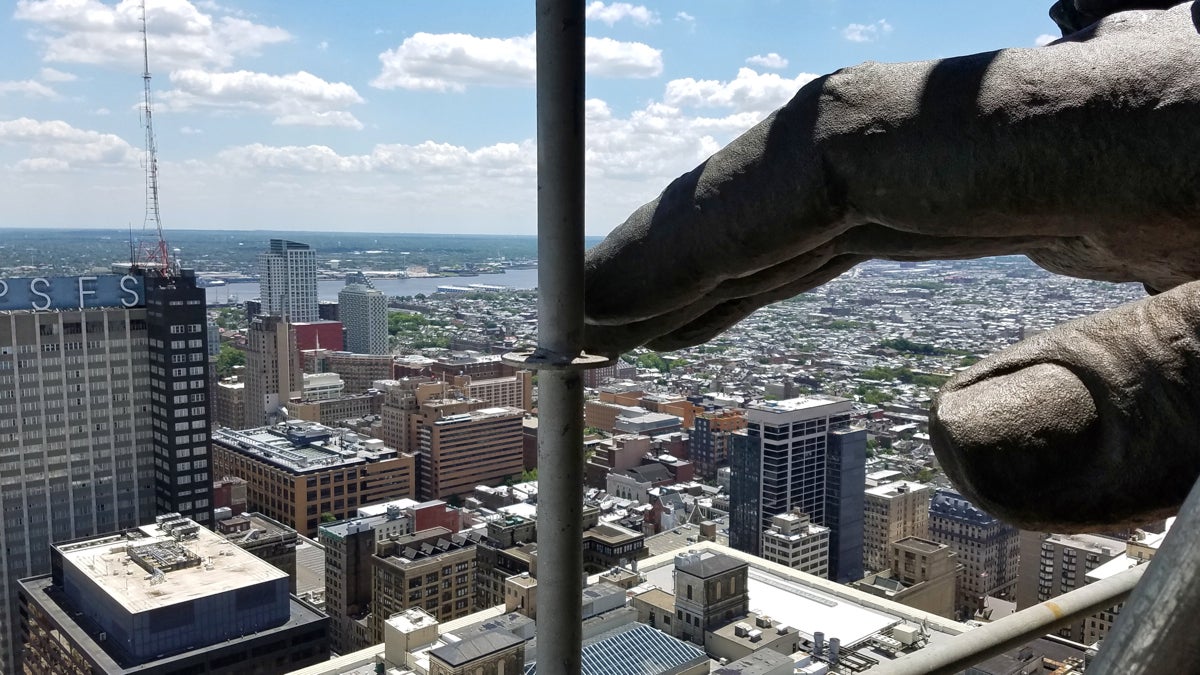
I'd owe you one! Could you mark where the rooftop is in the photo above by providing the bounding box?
[866,480,932,499]
[746,395,850,414]
[525,622,706,675]
[895,536,945,554]
[212,420,399,473]
[56,518,287,615]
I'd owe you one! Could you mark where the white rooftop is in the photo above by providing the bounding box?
[58,520,287,615]
[644,554,899,647]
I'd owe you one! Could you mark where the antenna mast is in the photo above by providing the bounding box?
[138,0,172,274]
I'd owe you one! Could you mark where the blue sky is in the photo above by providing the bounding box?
[0,0,1062,236]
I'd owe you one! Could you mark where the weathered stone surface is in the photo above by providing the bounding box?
[932,280,1200,531]
[583,2,1200,530]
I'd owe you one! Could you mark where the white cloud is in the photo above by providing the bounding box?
[842,19,893,43]
[664,67,817,115]
[179,125,202,134]
[585,2,659,27]
[317,40,329,52]
[159,69,365,129]
[206,63,807,231]
[675,11,695,24]
[14,0,291,70]
[0,80,59,98]
[370,32,661,92]
[38,67,76,82]
[92,107,111,115]
[585,37,662,79]
[216,140,537,177]
[745,53,788,70]
[0,117,139,169]
[1035,33,1058,47]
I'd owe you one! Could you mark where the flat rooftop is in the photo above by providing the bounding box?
[57,520,287,615]
[639,543,965,652]
[213,421,398,473]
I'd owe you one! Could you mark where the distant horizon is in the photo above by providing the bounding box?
[0,225,605,242]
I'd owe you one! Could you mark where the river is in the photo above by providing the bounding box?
[204,267,540,305]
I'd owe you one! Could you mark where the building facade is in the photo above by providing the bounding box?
[370,527,483,640]
[863,480,932,575]
[416,406,525,501]
[258,239,318,323]
[18,518,328,674]
[853,536,960,619]
[244,315,301,427]
[143,269,214,525]
[338,284,389,355]
[729,397,864,583]
[691,408,746,481]
[928,488,1020,617]
[319,508,413,654]
[1014,531,1125,641]
[0,271,215,671]
[211,421,416,536]
[760,510,830,578]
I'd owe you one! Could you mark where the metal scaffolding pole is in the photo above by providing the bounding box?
[501,2,596,673]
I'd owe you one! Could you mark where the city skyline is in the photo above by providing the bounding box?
[1,0,1061,236]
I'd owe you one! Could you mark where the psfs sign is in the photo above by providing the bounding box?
[0,275,145,312]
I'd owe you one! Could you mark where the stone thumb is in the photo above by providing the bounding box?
[930,280,1200,532]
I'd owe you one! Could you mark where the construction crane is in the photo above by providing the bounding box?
[135,0,173,274]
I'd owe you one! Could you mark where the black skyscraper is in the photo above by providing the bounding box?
[142,268,214,524]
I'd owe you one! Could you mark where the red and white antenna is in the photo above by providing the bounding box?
[136,0,172,274]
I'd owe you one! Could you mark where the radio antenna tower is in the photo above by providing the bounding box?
[137,0,172,274]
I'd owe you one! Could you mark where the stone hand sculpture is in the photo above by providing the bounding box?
[584,1,1200,531]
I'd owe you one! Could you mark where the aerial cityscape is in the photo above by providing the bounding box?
[0,0,1184,673]
[0,227,1157,675]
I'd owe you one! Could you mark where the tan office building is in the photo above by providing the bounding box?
[371,527,483,640]
[211,420,416,536]
[417,406,524,500]
[863,480,932,574]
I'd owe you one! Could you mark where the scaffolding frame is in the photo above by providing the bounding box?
[523,1,1200,672]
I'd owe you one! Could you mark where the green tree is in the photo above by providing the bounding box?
[215,344,246,378]
[320,512,337,523]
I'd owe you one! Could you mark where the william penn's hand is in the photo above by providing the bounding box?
[583,2,1200,530]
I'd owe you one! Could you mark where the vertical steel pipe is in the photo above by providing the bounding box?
[534,1,586,673]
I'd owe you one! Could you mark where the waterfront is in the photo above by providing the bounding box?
[204,267,540,305]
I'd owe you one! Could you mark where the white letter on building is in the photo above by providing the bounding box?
[30,278,52,311]
[120,275,140,308]
[77,276,98,308]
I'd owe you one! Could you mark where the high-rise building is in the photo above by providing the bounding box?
[18,517,328,674]
[339,284,389,355]
[929,488,1020,617]
[863,480,932,575]
[1014,531,1125,641]
[824,427,866,583]
[258,239,318,323]
[729,396,865,583]
[415,405,525,501]
[319,506,414,654]
[0,271,213,672]
[141,269,213,526]
[211,420,416,536]
[244,315,301,427]
[691,408,746,481]
[760,510,830,578]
